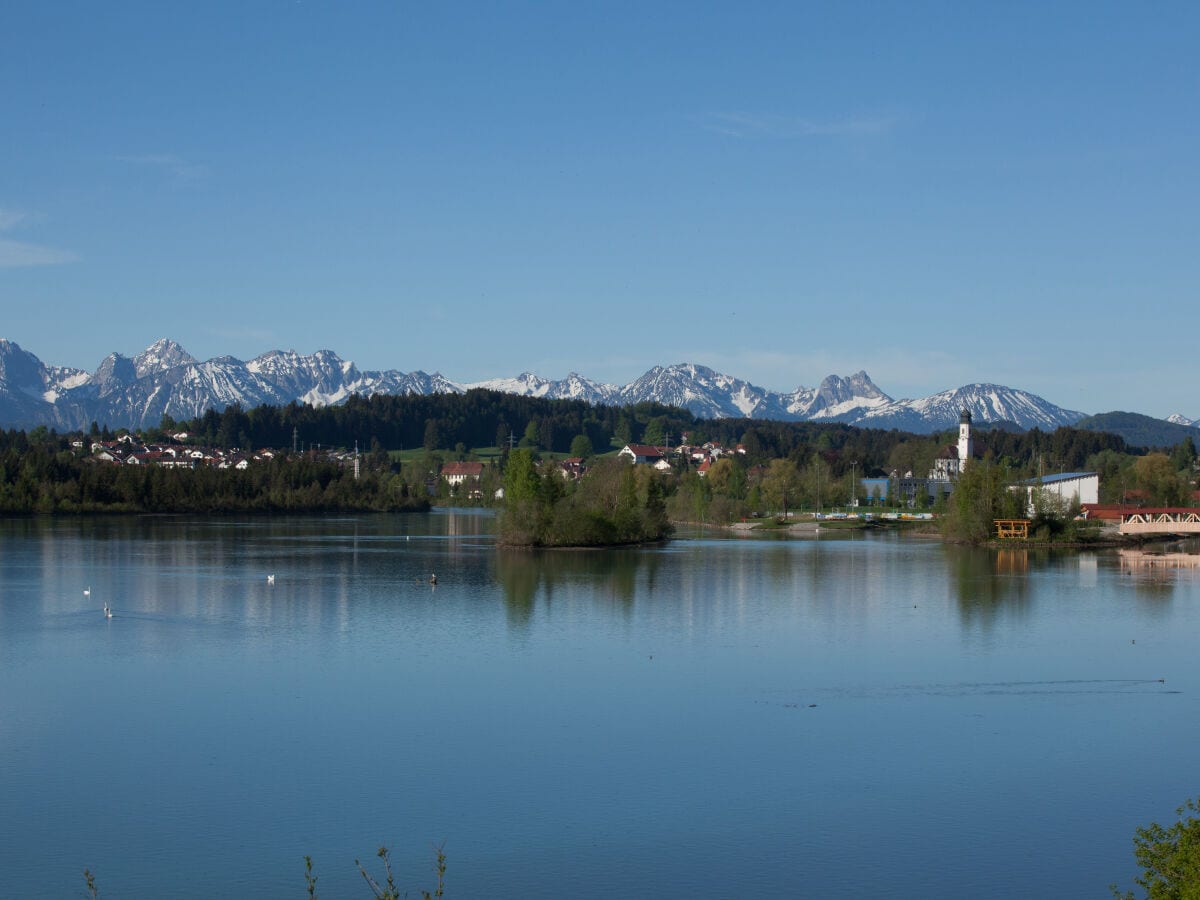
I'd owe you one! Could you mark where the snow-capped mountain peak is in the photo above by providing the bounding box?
[133,338,196,377]
[0,339,1090,434]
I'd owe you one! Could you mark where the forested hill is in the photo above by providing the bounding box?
[1075,411,1200,449]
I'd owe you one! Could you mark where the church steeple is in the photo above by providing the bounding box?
[958,409,973,470]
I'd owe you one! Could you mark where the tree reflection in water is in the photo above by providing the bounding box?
[947,545,1035,629]
[495,547,660,626]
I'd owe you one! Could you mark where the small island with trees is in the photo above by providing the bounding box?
[497,449,671,548]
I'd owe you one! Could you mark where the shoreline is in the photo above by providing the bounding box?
[692,518,1187,550]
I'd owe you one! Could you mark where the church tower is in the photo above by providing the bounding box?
[958,410,973,471]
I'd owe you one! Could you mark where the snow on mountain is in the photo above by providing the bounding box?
[44,366,90,401]
[554,372,620,404]
[0,339,60,427]
[392,371,464,397]
[466,372,618,405]
[1167,413,1196,427]
[617,363,785,419]
[468,372,554,398]
[788,371,893,420]
[247,349,355,406]
[0,339,1093,434]
[133,338,197,378]
[858,383,1086,432]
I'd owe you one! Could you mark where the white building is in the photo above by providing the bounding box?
[930,410,975,480]
[619,444,672,471]
[1012,472,1100,515]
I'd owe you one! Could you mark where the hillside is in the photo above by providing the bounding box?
[1075,411,1200,448]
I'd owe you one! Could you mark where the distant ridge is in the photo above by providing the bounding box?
[1075,411,1200,448]
[0,337,1112,435]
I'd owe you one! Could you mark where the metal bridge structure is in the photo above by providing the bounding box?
[1119,509,1200,536]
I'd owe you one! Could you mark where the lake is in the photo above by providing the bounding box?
[1,511,1197,898]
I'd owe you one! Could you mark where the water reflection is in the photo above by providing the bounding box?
[947,545,1034,627]
[1115,547,1200,603]
[1119,547,1200,571]
[494,547,659,626]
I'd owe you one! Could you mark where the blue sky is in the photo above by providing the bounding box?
[3,3,1197,417]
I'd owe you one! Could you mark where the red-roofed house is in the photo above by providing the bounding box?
[441,461,485,486]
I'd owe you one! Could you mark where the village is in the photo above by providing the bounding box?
[79,432,358,471]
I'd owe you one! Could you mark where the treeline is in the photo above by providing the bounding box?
[172,392,685,457]
[0,435,426,514]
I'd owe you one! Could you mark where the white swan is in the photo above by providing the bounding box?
[103,602,112,619]
[267,574,275,585]
[83,586,91,597]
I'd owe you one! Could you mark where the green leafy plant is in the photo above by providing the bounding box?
[1113,797,1200,899]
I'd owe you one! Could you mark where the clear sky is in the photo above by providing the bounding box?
[3,3,1197,417]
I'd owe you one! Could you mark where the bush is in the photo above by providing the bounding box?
[1112,797,1200,899]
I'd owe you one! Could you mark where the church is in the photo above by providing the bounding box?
[929,410,975,480]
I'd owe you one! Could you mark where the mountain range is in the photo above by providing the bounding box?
[0,337,1189,439]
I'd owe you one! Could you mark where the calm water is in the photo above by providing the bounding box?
[1,512,1197,898]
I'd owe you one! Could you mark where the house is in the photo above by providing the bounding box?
[439,461,484,500]
[126,451,164,465]
[557,458,586,480]
[619,444,668,466]
[1012,472,1100,515]
[440,461,485,486]
[929,445,963,480]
